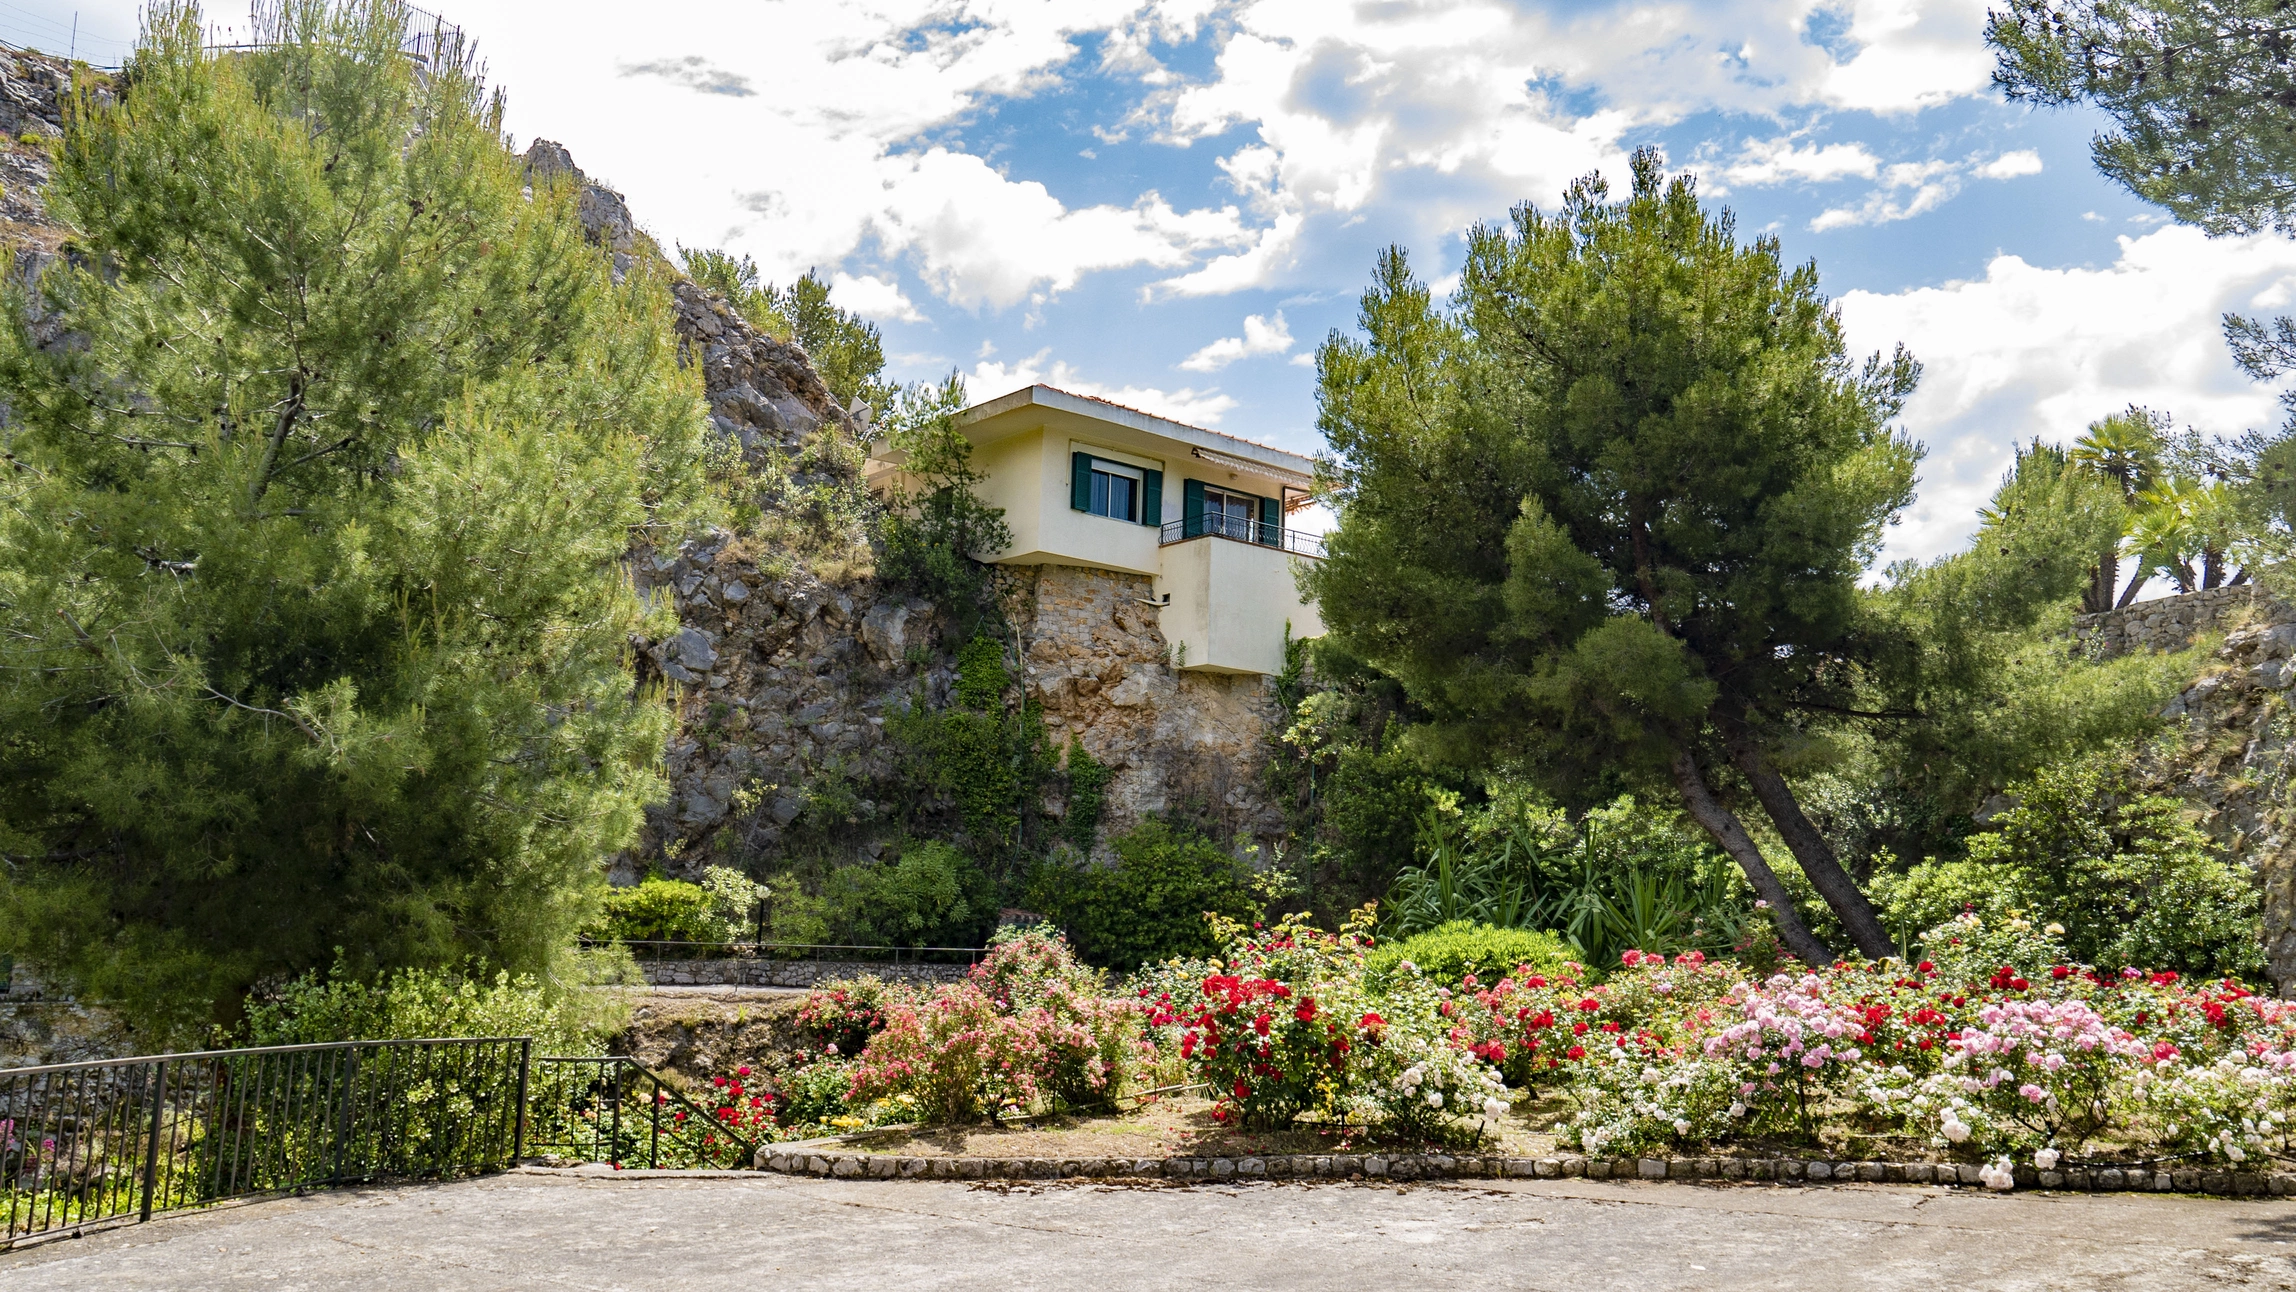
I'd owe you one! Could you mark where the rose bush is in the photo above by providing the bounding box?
[843,925,1146,1124]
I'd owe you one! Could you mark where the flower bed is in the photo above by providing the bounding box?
[698,908,2296,1190]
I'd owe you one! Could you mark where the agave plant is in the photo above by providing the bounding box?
[1382,803,1752,967]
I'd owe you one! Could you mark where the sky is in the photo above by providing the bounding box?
[11,0,2296,576]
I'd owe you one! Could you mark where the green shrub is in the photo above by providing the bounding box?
[244,963,613,1055]
[1024,821,1259,970]
[1879,751,2263,978]
[1365,921,1575,990]
[825,841,995,948]
[594,866,765,946]
[1061,737,1112,852]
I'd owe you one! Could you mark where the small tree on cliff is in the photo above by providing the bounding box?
[1303,151,1919,962]
[0,0,707,1035]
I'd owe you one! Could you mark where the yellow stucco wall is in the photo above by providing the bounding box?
[1155,534,1321,675]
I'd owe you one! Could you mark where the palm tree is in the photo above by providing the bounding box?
[2126,476,2244,600]
[2070,407,2167,611]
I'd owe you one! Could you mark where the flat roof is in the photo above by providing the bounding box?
[953,385,1317,480]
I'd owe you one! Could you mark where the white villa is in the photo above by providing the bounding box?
[867,384,1324,677]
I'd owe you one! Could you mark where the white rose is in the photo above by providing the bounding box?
[1728,1102,1746,1118]
[1943,1120,1971,1144]
[2033,1148,2059,1170]
[1426,1091,1444,1108]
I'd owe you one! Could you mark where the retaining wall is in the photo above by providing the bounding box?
[636,958,971,988]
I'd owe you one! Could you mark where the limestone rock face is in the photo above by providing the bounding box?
[625,528,935,874]
[2093,589,2296,993]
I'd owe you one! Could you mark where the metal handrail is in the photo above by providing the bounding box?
[526,1057,762,1170]
[1158,516,1326,558]
[1,1036,529,1251]
[591,939,988,965]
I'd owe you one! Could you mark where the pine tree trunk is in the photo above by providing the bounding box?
[1725,733,1897,960]
[1669,748,1832,967]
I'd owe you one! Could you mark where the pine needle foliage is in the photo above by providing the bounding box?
[0,0,709,1037]
[1304,151,1921,963]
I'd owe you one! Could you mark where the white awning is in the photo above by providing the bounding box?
[1192,446,1313,491]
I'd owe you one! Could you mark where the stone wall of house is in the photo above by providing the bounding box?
[1008,564,1287,851]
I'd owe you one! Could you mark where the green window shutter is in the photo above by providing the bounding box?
[1258,495,1280,546]
[1071,452,1092,512]
[1182,478,1205,538]
[1141,468,1163,529]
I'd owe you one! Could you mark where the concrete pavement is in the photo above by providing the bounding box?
[5,1169,2295,1289]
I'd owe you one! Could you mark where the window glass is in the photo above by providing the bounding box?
[1201,486,1256,539]
[1088,461,1139,522]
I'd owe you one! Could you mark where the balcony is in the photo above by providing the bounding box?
[1159,516,1326,560]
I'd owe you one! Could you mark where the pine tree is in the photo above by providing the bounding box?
[0,0,707,1035]
[1305,152,1920,963]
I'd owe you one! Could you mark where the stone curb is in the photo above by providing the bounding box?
[752,1147,2296,1197]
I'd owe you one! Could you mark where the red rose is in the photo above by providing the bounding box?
[1566,1045,1586,1060]
[1295,999,1318,1023]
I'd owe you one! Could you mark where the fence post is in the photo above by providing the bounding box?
[512,1039,531,1164]
[137,1058,168,1223]
[648,1068,662,1170]
[331,1046,361,1183]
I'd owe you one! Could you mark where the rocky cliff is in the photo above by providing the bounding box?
[533,148,1287,876]
[2075,588,2296,992]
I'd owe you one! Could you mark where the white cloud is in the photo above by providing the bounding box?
[1976,149,2044,180]
[828,273,925,323]
[1179,311,1295,371]
[967,349,1238,427]
[1725,137,1882,187]
[1837,225,2296,565]
[416,0,2033,313]
[862,150,1254,309]
[1817,0,1997,114]
[1813,150,2044,230]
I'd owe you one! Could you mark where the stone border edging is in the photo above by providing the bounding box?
[752,1147,2296,1197]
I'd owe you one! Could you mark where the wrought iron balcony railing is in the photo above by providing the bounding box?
[1158,516,1326,558]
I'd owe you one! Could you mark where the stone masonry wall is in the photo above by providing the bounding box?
[1008,564,1286,852]
[2072,584,2286,659]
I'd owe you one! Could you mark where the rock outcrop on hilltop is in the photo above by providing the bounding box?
[2073,589,2296,993]
[0,46,82,253]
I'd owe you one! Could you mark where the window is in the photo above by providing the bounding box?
[1201,485,1256,540]
[1069,451,1163,526]
[1089,460,1140,522]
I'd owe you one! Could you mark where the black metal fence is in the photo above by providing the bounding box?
[596,938,986,965]
[2,1037,529,1251]
[526,1057,759,1170]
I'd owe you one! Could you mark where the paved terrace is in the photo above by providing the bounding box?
[4,1170,2295,1290]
